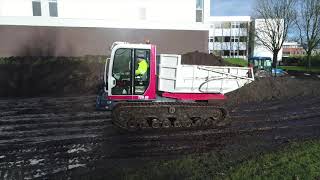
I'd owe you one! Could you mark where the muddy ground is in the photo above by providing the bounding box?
[0,77,320,179]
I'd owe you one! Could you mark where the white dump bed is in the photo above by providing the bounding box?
[158,54,254,94]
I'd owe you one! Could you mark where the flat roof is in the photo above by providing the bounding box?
[205,16,251,22]
[0,16,210,31]
[283,41,300,45]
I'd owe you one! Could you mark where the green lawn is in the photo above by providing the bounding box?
[280,66,320,73]
[117,140,320,180]
[229,141,320,180]
[224,58,248,67]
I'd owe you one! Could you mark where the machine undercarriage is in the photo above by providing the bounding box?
[112,102,229,131]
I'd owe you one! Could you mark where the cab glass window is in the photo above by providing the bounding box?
[112,48,132,95]
[134,49,150,95]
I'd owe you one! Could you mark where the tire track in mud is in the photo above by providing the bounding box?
[0,95,320,179]
[0,95,113,179]
[99,117,320,161]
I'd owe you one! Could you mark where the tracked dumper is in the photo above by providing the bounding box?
[96,42,254,131]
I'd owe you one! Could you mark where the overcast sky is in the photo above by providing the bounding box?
[210,0,255,16]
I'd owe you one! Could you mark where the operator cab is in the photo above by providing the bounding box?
[97,42,156,110]
[110,48,150,96]
[98,42,157,110]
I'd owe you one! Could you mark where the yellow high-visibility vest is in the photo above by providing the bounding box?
[135,59,148,75]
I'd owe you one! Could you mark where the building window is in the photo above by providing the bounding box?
[230,51,239,56]
[231,22,240,28]
[214,36,223,42]
[214,50,222,56]
[222,22,231,28]
[240,23,248,28]
[239,50,246,56]
[224,37,231,42]
[32,0,58,17]
[49,0,58,17]
[196,0,203,22]
[223,50,230,56]
[214,23,222,29]
[32,0,42,16]
[231,37,240,42]
[196,10,203,22]
[240,36,247,42]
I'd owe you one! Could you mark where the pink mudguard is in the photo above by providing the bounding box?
[162,92,226,101]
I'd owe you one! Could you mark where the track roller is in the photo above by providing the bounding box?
[112,102,229,131]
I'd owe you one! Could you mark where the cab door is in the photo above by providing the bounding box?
[108,47,152,100]
[110,48,133,96]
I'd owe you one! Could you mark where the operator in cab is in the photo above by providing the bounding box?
[135,56,148,77]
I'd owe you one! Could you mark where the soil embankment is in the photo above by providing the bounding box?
[181,51,231,66]
[0,56,106,97]
[226,77,320,107]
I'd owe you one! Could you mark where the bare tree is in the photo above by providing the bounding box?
[254,0,296,70]
[295,0,320,70]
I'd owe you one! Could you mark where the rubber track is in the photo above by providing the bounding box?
[112,102,229,131]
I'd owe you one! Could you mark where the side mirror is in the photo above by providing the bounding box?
[104,58,111,93]
[111,76,116,89]
[104,82,108,93]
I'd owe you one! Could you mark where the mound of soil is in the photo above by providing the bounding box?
[226,77,320,107]
[181,51,231,66]
[0,56,106,97]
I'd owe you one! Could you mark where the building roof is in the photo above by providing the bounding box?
[205,16,251,22]
[283,41,300,46]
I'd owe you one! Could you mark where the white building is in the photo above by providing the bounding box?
[205,16,251,59]
[0,0,212,24]
[0,0,212,56]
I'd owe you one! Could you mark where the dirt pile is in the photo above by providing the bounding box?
[226,77,320,107]
[0,56,106,97]
[181,51,232,66]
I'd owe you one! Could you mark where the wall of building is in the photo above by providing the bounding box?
[0,0,200,23]
[203,0,211,22]
[0,25,208,57]
[206,16,251,58]
[0,0,32,16]
[59,0,195,22]
[0,0,209,57]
